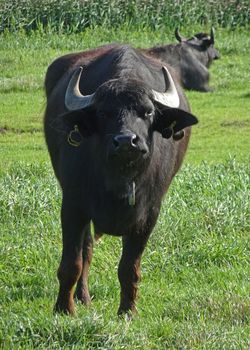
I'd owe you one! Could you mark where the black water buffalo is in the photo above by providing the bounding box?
[145,28,220,92]
[44,44,198,316]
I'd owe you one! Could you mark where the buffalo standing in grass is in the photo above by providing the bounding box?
[145,27,220,92]
[44,44,198,316]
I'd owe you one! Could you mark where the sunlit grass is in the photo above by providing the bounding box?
[0,28,250,167]
[0,24,250,349]
[0,160,249,349]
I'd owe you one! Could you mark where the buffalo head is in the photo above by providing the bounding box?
[175,27,220,67]
[63,66,197,174]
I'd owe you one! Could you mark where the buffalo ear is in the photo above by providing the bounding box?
[153,105,198,139]
[201,38,212,48]
[60,107,97,137]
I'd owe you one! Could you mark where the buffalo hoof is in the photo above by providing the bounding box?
[118,310,134,321]
[117,304,138,319]
[53,300,75,315]
[201,86,214,92]
[74,289,92,306]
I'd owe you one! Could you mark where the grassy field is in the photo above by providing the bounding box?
[0,25,250,349]
[0,161,249,349]
[0,27,250,168]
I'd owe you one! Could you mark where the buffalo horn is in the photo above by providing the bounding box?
[65,66,179,111]
[175,28,186,42]
[65,66,95,111]
[210,27,215,45]
[152,66,180,108]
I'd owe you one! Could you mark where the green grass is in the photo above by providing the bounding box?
[0,25,250,349]
[0,27,250,169]
[0,160,249,349]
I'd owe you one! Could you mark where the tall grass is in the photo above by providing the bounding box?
[1,0,249,33]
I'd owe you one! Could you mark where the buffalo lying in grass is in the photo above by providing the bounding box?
[145,27,220,92]
[44,44,198,316]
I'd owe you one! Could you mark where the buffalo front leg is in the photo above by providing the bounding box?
[117,233,149,316]
[74,223,93,306]
[54,195,88,315]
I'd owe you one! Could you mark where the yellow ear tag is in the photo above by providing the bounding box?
[67,125,83,147]
[170,120,177,129]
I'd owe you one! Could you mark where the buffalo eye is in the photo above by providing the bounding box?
[145,109,154,118]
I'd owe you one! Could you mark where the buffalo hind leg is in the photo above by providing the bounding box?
[118,233,149,316]
[54,195,88,315]
[74,223,93,306]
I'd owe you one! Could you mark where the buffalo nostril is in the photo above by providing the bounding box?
[113,133,138,150]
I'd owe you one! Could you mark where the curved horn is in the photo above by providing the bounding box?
[210,27,215,45]
[153,67,180,108]
[65,66,95,111]
[175,28,186,42]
